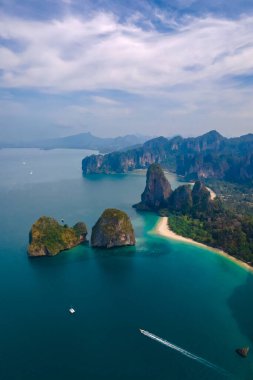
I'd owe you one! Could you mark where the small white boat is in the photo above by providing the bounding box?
[69,308,75,314]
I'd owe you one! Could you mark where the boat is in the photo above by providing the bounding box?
[140,329,152,337]
[69,308,75,314]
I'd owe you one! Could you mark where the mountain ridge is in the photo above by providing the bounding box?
[82,130,253,185]
[0,132,151,153]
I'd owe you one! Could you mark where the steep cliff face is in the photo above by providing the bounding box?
[133,163,172,210]
[176,152,229,180]
[28,217,87,257]
[181,130,225,153]
[91,209,135,248]
[82,130,253,184]
[192,181,210,209]
[134,164,216,216]
[82,154,105,174]
[168,185,192,214]
[82,137,172,175]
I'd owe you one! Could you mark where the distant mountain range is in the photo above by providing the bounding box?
[0,132,151,153]
[82,130,253,185]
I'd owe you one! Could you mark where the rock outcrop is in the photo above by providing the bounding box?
[168,185,192,214]
[81,154,105,174]
[133,163,172,210]
[91,208,135,248]
[236,347,249,358]
[192,181,211,212]
[134,164,215,216]
[82,130,253,185]
[28,216,87,257]
[82,136,172,175]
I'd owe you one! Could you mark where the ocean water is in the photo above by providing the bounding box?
[0,148,252,380]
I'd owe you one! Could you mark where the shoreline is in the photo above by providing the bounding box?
[154,216,253,273]
[205,186,216,200]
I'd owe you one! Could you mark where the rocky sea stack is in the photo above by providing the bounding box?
[28,216,88,257]
[236,347,249,358]
[91,208,135,248]
[133,163,172,210]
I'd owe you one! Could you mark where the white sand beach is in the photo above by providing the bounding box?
[154,216,253,273]
[206,186,216,200]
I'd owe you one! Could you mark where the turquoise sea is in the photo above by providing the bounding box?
[0,148,252,380]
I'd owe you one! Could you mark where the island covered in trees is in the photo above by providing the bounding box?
[28,217,88,257]
[28,209,135,257]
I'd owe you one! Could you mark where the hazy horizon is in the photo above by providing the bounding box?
[1,0,253,141]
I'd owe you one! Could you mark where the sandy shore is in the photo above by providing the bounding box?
[154,216,253,273]
[206,186,216,200]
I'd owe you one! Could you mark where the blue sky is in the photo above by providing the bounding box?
[0,0,253,141]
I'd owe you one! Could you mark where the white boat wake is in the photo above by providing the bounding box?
[140,329,229,376]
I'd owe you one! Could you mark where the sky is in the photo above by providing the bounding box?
[0,0,253,141]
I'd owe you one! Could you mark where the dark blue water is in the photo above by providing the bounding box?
[0,149,252,380]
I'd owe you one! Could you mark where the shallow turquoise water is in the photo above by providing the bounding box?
[0,149,252,380]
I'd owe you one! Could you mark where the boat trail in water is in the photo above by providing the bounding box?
[140,329,230,377]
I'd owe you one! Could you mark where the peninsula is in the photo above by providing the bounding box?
[134,164,253,268]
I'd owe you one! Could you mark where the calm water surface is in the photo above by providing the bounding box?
[0,149,252,380]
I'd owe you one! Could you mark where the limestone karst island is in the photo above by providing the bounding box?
[28,209,135,256]
[28,217,88,257]
[91,209,135,248]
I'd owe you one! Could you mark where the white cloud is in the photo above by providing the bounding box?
[0,12,252,94]
[1,11,253,137]
[91,96,121,106]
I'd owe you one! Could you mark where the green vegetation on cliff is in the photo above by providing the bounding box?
[135,164,253,266]
[167,182,253,264]
[82,130,253,186]
[91,208,135,248]
[28,216,87,257]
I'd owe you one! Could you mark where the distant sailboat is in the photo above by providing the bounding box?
[69,308,75,314]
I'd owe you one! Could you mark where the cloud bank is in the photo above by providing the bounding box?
[0,9,253,139]
[0,12,253,93]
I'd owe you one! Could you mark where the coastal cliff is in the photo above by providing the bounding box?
[133,163,172,210]
[28,217,87,257]
[82,130,253,185]
[91,208,135,248]
[168,185,192,214]
[135,166,253,266]
[82,136,172,174]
